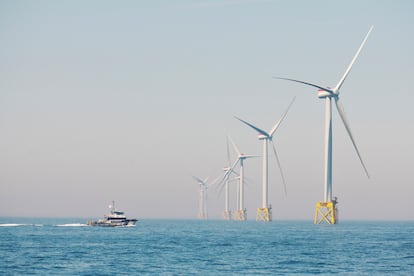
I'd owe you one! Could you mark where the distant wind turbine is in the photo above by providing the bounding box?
[193,176,209,219]
[274,26,373,224]
[225,136,258,221]
[235,97,295,222]
[217,136,239,220]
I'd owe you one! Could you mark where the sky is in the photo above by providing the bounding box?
[0,0,413,220]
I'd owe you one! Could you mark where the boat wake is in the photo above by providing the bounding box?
[56,223,88,227]
[0,223,89,227]
[0,223,43,227]
[124,224,136,227]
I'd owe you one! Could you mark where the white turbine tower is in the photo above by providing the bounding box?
[193,176,209,220]
[275,26,372,224]
[235,97,295,222]
[225,136,258,221]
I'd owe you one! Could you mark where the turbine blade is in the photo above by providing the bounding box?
[216,176,226,196]
[234,116,269,137]
[230,169,240,177]
[218,159,240,188]
[192,176,204,184]
[335,97,370,178]
[228,135,241,156]
[216,161,240,192]
[273,77,333,94]
[222,159,240,194]
[229,159,240,174]
[211,174,224,191]
[226,135,231,166]
[271,141,287,196]
[243,176,253,187]
[242,155,261,159]
[269,96,296,137]
[216,175,238,197]
[334,26,373,93]
[214,170,231,193]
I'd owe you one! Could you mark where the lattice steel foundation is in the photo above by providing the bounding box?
[314,200,338,224]
[256,207,272,222]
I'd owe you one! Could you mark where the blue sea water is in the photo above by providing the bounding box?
[0,218,413,275]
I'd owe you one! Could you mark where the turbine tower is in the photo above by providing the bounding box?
[275,26,372,224]
[226,136,258,221]
[235,97,295,222]
[193,176,209,219]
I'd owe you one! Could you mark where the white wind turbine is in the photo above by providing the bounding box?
[235,97,295,221]
[193,176,209,219]
[224,136,258,221]
[218,136,240,220]
[274,26,372,224]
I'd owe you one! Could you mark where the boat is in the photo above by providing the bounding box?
[87,201,138,227]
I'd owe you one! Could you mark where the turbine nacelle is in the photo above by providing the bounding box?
[317,88,335,98]
[239,153,259,160]
[258,134,269,140]
[193,176,209,188]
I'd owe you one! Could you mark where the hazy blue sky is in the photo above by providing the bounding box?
[1,0,413,220]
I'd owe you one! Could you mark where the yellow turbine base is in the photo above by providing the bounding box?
[314,201,338,224]
[222,211,232,220]
[234,209,247,221]
[256,207,272,222]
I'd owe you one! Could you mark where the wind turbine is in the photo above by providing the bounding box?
[193,176,209,219]
[219,136,243,220]
[235,97,295,222]
[225,136,258,221]
[274,26,372,224]
[217,136,236,220]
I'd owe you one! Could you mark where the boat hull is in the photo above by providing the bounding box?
[87,219,138,227]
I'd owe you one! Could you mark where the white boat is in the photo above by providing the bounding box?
[87,201,138,227]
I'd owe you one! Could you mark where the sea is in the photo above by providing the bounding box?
[1,218,413,275]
